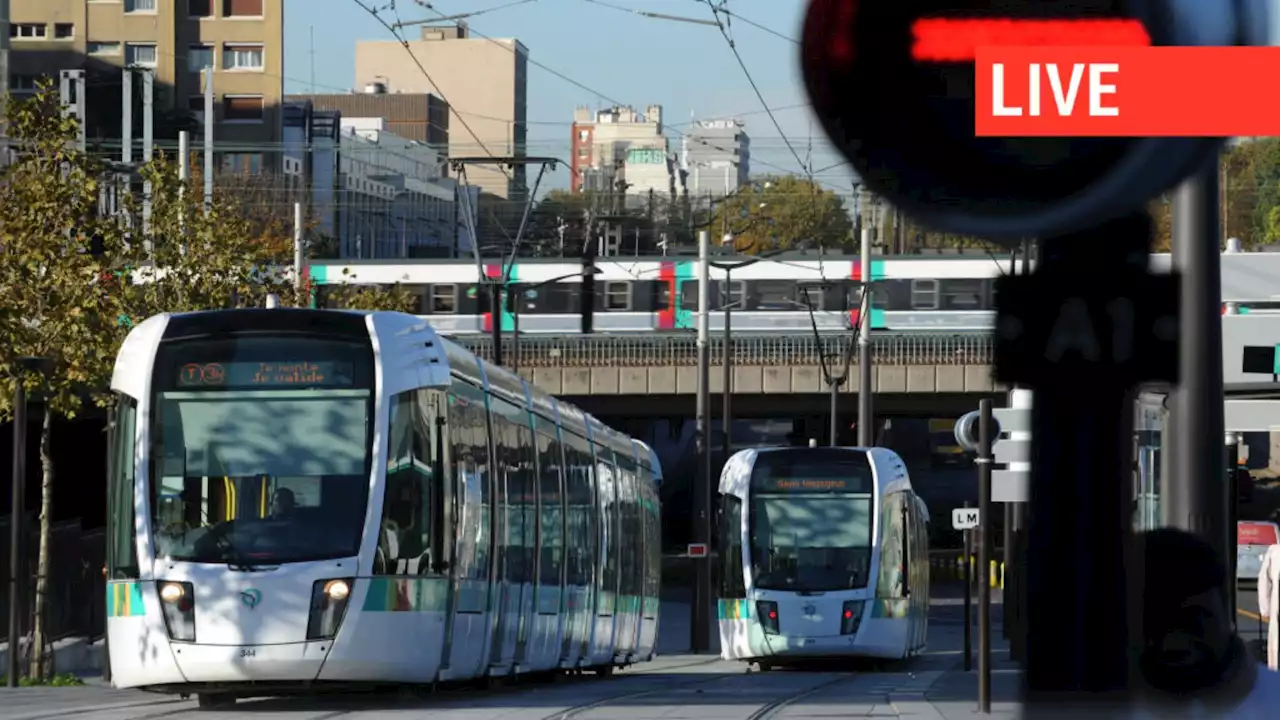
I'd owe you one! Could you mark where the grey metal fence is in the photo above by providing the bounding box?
[0,518,105,643]
[452,332,994,368]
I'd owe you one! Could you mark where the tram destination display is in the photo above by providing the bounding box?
[750,449,874,494]
[174,360,356,389]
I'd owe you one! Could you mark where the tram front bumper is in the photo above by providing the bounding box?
[762,633,861,656]
[169,641,330,683]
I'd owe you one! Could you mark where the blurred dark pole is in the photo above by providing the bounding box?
[7,377,27,688]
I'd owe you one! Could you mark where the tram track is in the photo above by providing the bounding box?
[744,673,857,720]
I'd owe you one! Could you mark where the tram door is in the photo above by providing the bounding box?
[592,447,621,663]
[487,397,525,673]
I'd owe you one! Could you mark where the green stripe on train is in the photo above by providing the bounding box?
[107,582,145,617]
[870,308,887,329]
[717,598,750,620]
[362,577,450,612]
[869,259,887,280]
[674,261,696,330]
[497,266,521,332]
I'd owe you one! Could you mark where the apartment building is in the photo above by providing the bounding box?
[570,104,670,197]
[8,0,283,169]
[355,23,527,200]
[683,118,750,199]
[285,84,450,151]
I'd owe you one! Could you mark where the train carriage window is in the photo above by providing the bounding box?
[430,284,457,314]
[107,395,140,579]
[796,284,827,312]
[718,494,746,597]
[910,280,940,310]
[680,280,716,311]
[940,279,985,310]
[376,390,441,575]
[753,281,795,311]
[605,281,631,311]
[655,281,671,311]
[724,280,746,310]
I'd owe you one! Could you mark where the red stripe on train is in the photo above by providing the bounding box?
[657,262,676,330]
[849,262,861,327]
[481,263,502,333]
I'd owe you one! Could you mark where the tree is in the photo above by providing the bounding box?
[319,268,420,313]
[0,84,119,680]
[708,176,853,254]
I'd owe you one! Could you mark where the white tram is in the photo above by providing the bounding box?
[716,446,930,668]
[103,306,663,705]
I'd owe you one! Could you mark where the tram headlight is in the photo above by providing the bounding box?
[307,577,354,641]
[155,581,196,643]
[840,600,865,636]
[756,600,779,635]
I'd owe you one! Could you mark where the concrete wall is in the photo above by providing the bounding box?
[505,363,997,395]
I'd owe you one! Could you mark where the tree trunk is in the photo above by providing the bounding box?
[29,406,54,680]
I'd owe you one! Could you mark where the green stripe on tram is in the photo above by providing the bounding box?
[717,598,750,620]
[107,581,145,617]
[362,577,450,613]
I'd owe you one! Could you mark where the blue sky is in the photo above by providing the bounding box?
[282,0,850,193]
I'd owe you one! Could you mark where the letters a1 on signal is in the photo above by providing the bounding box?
[990,62,1120,118]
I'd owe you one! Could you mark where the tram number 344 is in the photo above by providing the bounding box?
[239,648,257,658]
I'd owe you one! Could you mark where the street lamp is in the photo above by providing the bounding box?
[504,268,603,373]
[7,356,51,688]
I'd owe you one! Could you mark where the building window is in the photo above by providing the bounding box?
[88,42,121,56]
[187,96,207,125]
[189,0,212,16]
[10,24,46,40]
[188,45,214,72]
[223,44,264,71]
[126,0,158,12]
[10,75,41,95]
[222,153,263,174]
[126,44,158,67]
[54,24,74,39]
[224,0,264,17]
[223,95,264,122]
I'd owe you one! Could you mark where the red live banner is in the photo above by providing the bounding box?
[974,46,1280,137]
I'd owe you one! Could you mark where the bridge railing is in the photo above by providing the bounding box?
[450,332,994,367]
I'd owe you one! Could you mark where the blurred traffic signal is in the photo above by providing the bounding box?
[797,0,1239,242]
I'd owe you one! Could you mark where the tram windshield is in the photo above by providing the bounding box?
[148,335,375,566]
[748,449,875,592]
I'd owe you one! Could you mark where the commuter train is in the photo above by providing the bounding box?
[306,251,1280,335]
[104,303,663,705]
[716,446,930,668]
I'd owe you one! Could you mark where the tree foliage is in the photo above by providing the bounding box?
[0,84,409,680]
[709,176,853,254]
[321,268,420,313]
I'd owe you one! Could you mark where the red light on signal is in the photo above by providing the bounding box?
[910,18,1151,63]
[844,610,853,619]
[768,610,778,619]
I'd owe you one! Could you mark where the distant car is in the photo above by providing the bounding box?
[1237,520,1280,586]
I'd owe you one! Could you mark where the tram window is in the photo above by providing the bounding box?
[537,431,564,605]
[563,431,593,587]
[106,395,140,579]
[718,494,746,598]
[375,391,439,576]
[448,379,492,596]
[910,280,939,310]
[596,445,620,596]
[876,493,907,599]
[512,421,537,585]
[430,284,457,314]
[605,281,631,311]
[616,452,639,599]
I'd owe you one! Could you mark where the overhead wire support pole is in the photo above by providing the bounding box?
[693,228,712,655]
[857,226,874,447]
[1164,160,1227,570]
[977,399,993,715]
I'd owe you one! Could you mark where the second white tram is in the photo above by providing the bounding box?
[103,306,663,705]
[716,446,930,667]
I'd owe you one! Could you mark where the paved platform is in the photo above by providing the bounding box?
[0,597,1021,720]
